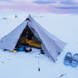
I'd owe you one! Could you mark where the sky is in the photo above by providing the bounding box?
[0,0,78,13]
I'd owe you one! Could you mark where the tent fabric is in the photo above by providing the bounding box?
[0,20,27,50]
[27,15,66,61]
[0,15,66,62]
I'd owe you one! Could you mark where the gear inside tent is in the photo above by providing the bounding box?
[15,24,42,52]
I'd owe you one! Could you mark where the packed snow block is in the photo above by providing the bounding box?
[72,53,78,67]
[64,52,72,66]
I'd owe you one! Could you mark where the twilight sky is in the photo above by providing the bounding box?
[0,0,78,13]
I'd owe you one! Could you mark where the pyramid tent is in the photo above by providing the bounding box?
[0,15,66,62]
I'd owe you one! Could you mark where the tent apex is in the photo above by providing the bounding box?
[27,14,32,18]
[26,14,32,21]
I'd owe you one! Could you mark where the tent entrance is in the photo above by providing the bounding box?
[15,24,41,50]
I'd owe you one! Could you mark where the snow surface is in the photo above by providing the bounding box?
[0,11,78,78]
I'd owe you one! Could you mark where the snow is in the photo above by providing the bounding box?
[0,46,78,78]
[0,11,78,78]
[0,49,61,78]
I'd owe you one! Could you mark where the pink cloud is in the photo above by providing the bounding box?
[0,0,52,13]
[0,1,51,13]
[0,0,78,14]
[73,0,78,2]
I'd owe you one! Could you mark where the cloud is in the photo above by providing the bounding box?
[49,0,78,14]
[0,0,34,7]
[72,0,78,2]
[0,0,10,1]
[50,0,78,10]
[0,0,51,13]
[60,0,73,4]
[12,0,34,2]
[34,0,78,8]
[34,0,56,4]
[58,0,78,5]
[50,7,78,14]
[0,0,78,14]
